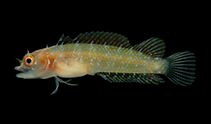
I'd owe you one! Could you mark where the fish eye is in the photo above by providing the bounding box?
[26,58,32,64]
[24,54,35,66]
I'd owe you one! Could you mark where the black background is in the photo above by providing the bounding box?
[4,3,206,117]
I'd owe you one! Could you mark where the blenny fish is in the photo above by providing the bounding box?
[15,32,196,94]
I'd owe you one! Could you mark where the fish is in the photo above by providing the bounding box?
[15,31,196,94]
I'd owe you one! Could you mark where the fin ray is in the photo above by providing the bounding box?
[97,72,164,84]
[64,31,132,48]
[57,34,74,45]
[165,51,196,86]
[134,37,166,58]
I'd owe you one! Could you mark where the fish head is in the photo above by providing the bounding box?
[15,49,55,79]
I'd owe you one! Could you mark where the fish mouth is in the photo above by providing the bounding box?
[15,66,30,78]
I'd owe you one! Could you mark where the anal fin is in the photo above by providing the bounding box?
[97,72,164,85]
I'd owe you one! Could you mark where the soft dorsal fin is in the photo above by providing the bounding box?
[58,32,131,48]
[134,37,166,58]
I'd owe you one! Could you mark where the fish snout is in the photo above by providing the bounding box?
[14,66,28,72]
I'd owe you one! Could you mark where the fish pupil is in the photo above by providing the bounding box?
[26,58,31,64]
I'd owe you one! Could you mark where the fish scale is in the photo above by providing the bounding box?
[49,43,163,74]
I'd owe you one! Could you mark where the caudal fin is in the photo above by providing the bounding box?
[165,51,196,86]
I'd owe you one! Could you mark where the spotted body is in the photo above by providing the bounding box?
[15,32,196,94]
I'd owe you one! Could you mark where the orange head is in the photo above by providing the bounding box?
[15,49,56,79]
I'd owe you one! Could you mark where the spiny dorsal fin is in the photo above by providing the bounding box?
[97,72,164,84]
[66,31,131,48]
[134,37,166,58]
[57,33,74,45]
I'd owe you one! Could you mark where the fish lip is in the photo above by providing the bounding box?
[15,66,28,72]
[16,72,25,78]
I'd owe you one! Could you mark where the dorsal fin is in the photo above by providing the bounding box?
[134,37,166,58]
[58,32,131,48]
[57,33,74,45]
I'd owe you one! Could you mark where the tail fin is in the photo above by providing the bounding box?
[165,51,196,86]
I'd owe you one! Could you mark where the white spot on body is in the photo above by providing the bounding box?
[34,60,37,65]
[47,59,50,66]
[59,54,63,58]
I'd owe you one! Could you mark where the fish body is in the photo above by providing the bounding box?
[15,32,196,94]
[50,44,167,75]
